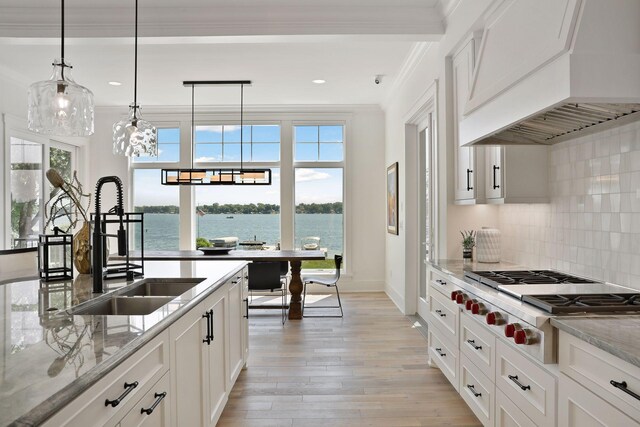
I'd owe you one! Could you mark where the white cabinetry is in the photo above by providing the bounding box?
[453,38,483,204]
[120,373,171,427]
[485,146,549,204]
[227,270,248,386]
[558,330,640,426]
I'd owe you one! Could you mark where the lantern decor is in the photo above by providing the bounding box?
[39,227,74,282]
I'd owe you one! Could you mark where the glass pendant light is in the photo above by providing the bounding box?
[28,0,94,137]
[112,0,157,157]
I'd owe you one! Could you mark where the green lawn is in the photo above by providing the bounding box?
[302,259,336,269]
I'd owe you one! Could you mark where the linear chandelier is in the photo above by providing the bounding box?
[27,0,95,137]
[161,80,271,186]
[113,0,157,157]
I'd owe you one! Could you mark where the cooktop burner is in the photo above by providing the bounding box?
[523,293,640,314]
[464,270,597,289]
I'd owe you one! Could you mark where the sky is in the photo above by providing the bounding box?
[133,125,344,206]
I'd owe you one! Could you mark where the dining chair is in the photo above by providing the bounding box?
[248,261,287,324]
[301,254,343,318]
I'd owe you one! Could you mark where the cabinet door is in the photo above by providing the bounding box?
[120,373,171,427]
[170,302,208,427]
[486,146,503,199]
[228,276,244,385]
[453,39,476,202]
[206,291,228,426]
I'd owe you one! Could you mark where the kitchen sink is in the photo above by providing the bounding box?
[71,296,174,316]
[120,278,202,297]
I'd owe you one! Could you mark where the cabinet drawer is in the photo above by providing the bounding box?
[461,313,496,382]
[428,289,458,340]
[120,372,171,427]
[428,327,458,392]
[460,354,494,427]
[495,340,556,427]
[429,269,456,298]
[559,330,640,421]
[559,373,640,427]
[496,389,536,427]
[44,329,170,427]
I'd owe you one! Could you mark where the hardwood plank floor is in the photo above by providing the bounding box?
[219,292,480,426]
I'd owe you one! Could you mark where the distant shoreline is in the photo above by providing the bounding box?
[135,202,343,215]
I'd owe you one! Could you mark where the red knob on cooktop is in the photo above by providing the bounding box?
[456,293,466,304]
[514,330,529,345]
[465,299,475,311]
[450,291,460,301]
[471,303,483,315]
[505,323,517,337]
[486,312,502,325]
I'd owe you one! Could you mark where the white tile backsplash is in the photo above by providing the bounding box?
[499,119,640,289]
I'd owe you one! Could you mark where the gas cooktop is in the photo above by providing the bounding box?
[523,293,640,314]
[464,270,598,288]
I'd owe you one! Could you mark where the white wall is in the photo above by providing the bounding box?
[499,119,640,289]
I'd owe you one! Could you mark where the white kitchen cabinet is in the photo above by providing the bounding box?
[495,389,536,427]
[453,38,484,204]
[170,284,228,427]
[120,373,171,427]
[559,373,640,427]
[484,145,549,204]
[227,269,248,387]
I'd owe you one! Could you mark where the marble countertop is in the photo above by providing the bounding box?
[0,260,247,427]
[551,316,640,369]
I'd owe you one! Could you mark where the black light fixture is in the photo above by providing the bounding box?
[161,80,271,185]
[38,227,74,282]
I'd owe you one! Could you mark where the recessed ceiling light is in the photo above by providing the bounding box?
[108,81,122,86]
[312,79,326,84]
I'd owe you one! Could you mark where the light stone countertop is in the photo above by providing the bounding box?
[551,316,640,369]
[0,260,248,427]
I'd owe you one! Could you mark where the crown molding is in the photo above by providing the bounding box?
[381,42,433,110]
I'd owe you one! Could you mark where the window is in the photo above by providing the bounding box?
[295,168,343,268]
[195,124,280,162]
[294,125,343,161]
[132,169,180,250]
[195,169,281,248]
[132,127,180,163]
[9,138,43,249]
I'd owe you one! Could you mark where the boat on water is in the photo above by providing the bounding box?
[226,216,234,219]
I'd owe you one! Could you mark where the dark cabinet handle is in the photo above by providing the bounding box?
[467,384,481,397]
[243,297,249,319]
[140,392,167,415]
[493,165,500,189]
[436,279,446,286]
[467,339,482,350]
[610,380,640,401]
[208,309,214,340]
[203,311,212,345]
[508,374,531,391]
[105,381,138,407]
[435,309,446,317]
[466,169,473,191]
[434,347,446,357]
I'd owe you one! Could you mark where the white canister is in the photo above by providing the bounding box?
[476,227,501,263]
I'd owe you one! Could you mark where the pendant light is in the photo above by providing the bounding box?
[112,0,157,157]
[161,80,271,185]
[27,0,95,137]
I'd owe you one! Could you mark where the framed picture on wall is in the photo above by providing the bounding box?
[387,162,399,235]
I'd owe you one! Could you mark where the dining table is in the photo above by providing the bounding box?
[113,249,326,319]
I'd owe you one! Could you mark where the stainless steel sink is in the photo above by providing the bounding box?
[71,296,174,316]
[120,278,202,297]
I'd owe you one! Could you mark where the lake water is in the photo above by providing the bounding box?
[135,213,343,256]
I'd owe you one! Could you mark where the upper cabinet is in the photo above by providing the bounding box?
[453,39,484,204]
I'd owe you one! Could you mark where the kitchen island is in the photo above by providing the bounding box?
[0,260,248,426]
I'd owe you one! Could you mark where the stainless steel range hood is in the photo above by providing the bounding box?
[460,0,640,147]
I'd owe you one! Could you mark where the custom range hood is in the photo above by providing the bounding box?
[460,0,640,147]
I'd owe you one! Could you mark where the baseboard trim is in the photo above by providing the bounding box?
[385,283,405,314]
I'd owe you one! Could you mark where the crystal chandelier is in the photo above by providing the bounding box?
[27,0,94,137]
[112,0,157,157]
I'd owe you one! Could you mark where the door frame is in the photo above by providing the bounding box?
[402,80,439,316]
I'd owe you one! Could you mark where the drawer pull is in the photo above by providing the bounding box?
[243,297,249,319]
[466,384,481,397]
[141,392,167,415]
[105,381,139,407]
[435,279,447,286]
[610,380,640,401]
[434,347,446,357]
[508,374,531,391]
[466,339,482,350]
[435,309,446,317]
[203,311,212,345]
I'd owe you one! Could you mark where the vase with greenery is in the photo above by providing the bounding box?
[460,230,475,260]
[44,169,92,274]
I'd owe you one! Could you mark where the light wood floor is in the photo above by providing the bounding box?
[219,292,481,426]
